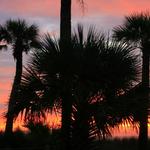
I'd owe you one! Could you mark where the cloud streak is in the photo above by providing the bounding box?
[0,0,149,36]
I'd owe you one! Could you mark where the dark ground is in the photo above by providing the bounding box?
[0,130,149,150]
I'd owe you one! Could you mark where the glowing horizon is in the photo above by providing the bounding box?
[0,114,149,138]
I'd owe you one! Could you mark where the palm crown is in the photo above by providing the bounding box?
[0,19,40,58]
[113,12,150,52]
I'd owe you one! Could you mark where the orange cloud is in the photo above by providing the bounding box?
[0,67,14,74]
[0,66,14,104]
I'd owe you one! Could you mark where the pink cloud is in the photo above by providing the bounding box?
[0,0,149,34]
[0,0,60,17]
[72,0,150,17]
[1,0,150,18]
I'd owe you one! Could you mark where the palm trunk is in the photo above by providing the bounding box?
[60,0,72,150]
[5,52,23,135]
[73,103,90,150]
[138,51,149,150]
[62,91,73,150]
[60,0,71,52]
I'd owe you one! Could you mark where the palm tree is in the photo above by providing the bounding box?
[60,1,84,149]
[71,26,139,150]
[12,26,139,150]
[0,19,40,135]
[113,12,150,150]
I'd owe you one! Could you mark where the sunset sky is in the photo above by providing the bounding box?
[0,0,150,135]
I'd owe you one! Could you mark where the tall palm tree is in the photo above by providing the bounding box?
[60,1,72,149]
[60,1,84,149]
[12,26,139,150]
[113,12,150,150]
[0,19,40,135]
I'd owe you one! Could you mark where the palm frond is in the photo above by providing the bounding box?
[113,12,150,47]
[13,25,140,149]
[0,19,40,59]
[30,34,60,75]
[0,25,12,44]
[13,66,60,122]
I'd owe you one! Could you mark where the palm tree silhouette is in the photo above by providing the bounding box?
[71,26,139,150]
[113,12,150,150]
[12,25,139,150]
[0,19,40,135]
[60,1,84,149]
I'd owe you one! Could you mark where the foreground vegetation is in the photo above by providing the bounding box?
[0,128,149,150]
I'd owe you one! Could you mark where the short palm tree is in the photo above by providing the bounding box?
[113,12,150,150]
[71,26,139,150]
[12,25,139,150]
[0,19,40,134]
